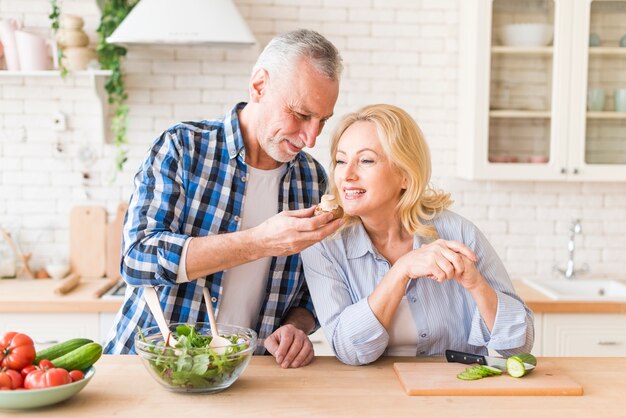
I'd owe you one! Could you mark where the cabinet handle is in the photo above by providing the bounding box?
[560,168,567,174]
[35,340,60,345]
[597,340,620,346]
[573,168,579,175]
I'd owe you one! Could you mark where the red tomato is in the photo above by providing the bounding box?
[20,364,37,378]
[69,370,84,382]
[0,368,24,390]
[24,367,72,389]
[0,332,36,371]
[38,359,54,370]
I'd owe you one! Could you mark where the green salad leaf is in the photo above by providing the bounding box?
[138,324,251,390]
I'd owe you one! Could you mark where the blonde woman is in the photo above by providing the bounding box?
[301,104,533,366]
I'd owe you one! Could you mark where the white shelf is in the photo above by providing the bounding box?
[589,47,626,56]
[587,111,626,119]
[491,46,553,55]
[0,70,112,77]
[489,110,551,118]
[0,70,112,143]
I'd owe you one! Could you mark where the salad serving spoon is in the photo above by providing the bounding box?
[202,287,231,354]
[143,286,178,347]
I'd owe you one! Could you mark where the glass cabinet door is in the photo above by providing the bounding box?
[489,0,556,168]
[581,0,626,173]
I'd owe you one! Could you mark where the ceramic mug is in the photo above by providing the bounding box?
[587,88,605,111]
[14,30,57,71]
[615,89,626,112]
[0,19,22,70]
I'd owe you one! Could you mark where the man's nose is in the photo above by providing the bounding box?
[301,120,323,148]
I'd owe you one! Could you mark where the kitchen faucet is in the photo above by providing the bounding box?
[554,219,588,279]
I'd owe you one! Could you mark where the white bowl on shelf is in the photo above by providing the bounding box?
[498,23,553,47]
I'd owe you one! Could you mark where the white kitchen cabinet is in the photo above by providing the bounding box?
[531,312,543,356]
[541,313,626,356]
[0,313,101,350]
[458,0,626,181]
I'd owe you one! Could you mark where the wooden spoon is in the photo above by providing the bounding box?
[202,287,231,354]
[143,286,177,347]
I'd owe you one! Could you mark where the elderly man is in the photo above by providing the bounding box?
[104,29,343,369]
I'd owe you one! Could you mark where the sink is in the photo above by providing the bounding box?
[523,278,626,301]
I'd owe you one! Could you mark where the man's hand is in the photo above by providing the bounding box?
[252,207,342,257]
[264,324,314,368]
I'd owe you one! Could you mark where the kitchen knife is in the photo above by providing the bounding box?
[445,349,534,372]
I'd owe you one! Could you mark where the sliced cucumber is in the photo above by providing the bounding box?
[506,353,537,378]
[456,365,503,381]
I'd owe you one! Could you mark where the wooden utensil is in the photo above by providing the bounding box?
[92,276,121,299]
[143,287,177,347]
[202,287,230,354]
[69,206,106,277]
[53,273,80,295]
[393,362,583,396]
[106,203,128,280]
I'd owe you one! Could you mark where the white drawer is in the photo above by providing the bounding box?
[542,313,626,356]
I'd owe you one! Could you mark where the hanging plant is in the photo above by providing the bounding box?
[96,0,138,173]
[48,0,68,77]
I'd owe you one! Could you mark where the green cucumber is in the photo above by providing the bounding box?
[51,342,103,371]
[34,338,93,364]
[506,353,537,378]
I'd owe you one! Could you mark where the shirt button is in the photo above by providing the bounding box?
[211,296,217,303]
[234,215,241,222]
[410,297,417,303]
[421,333,427,338]
[241,176,247,182]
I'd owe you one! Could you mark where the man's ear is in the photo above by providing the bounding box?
[249,68,269,103]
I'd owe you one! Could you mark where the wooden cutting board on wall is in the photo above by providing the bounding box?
[106,202,128,280]
[394,362,583,396]
[70,206,107,278]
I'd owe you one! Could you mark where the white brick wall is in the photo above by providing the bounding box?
[1,0,625,280]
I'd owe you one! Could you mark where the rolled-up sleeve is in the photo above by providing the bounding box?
[465,225,535,355]
[302,243,388,366]
[122,129,189,287]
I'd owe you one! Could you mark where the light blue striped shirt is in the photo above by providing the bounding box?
[301,210,534,366]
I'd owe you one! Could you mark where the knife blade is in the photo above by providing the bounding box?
[445,349,513,371]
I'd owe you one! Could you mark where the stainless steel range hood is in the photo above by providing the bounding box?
[106,0,256,46]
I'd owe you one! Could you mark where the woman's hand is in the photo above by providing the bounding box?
[396,239,478,283]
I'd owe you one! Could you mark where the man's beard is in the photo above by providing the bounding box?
[264,137,303,163]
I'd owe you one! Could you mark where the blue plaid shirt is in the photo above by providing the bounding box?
[104,103,327,354]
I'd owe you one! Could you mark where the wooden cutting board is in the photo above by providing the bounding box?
[394,362,583,396]
[106,202,128,280]
[70,206,106,278]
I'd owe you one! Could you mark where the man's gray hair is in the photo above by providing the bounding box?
[252,29,343,81]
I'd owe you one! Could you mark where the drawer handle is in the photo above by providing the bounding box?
[35,340,60,345]
[597,340,620,346]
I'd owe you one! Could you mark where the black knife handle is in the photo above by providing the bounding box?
[445,349,487,365]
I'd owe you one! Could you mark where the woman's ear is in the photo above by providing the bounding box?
[249,68,269,103]
[401,175,409,190]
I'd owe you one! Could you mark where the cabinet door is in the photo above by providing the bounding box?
[542,313,626,356]
[568,0,626,180]
[531,313,543,356]
[309,329,334,356]
[0,313,100,350]
[458,0,570,180]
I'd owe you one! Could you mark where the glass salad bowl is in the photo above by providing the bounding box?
[135,322,257,394]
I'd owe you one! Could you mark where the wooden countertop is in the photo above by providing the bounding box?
[1,278,626,314]
[2,355,624,417]
[0,278,121,313]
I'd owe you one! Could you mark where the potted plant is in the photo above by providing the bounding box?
[49,0,137,174]
[96,0,137,173]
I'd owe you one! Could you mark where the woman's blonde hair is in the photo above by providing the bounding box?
[329,104,452,239]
